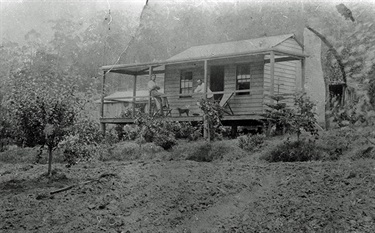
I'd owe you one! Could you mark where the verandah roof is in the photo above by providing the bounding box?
[100,34,306,75]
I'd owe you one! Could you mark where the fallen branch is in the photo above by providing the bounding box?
[50,180,93,195]
[50,173,118,195]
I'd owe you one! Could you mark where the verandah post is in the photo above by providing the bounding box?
[270,51,275,104]
[148,66,153,115]
[301,57,305,91]
[132,74,137,118]
[100,71,106,134]
[203,59,210,142]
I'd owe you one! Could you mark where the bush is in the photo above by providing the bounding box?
[238,134,266,152]
[59,119,103,166]
[174,122,202,141]
[263,93,318,140]
[122,124,141,141]
[134,113,178,150]
[262,139,338,162]
[198,99,224,140]
[185,142,213,162]
[174,140,246,162]
[315,128,354,159]
[152,131,177,150]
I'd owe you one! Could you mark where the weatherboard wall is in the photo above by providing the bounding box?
[263,60,298,107]
[164,55,265,116]
[263,37,302,108]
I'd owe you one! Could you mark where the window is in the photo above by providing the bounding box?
[236,64,251,95]
[180,71,193,98]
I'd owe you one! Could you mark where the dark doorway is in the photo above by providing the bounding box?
[210,66,225,101]
[329,84,345,107]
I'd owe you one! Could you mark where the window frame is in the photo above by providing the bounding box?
[236,63,251,95]
[180,70,193,98]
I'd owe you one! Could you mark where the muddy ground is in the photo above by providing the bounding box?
[1,150,374,233]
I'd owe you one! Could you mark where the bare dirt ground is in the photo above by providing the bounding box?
[1,151,375,233]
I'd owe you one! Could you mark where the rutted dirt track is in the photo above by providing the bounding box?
[0,158,374,233]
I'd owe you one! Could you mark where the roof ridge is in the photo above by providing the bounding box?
[185,33,295,49]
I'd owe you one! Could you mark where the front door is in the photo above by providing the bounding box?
[210,66,225,100]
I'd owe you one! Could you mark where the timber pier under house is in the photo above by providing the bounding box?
[99,34,307,132]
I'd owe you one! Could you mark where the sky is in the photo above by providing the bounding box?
[0,0,145,45]
[1,0,375,45]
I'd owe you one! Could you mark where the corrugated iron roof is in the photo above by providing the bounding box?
[166,34,298,62]
[94,90,152,103]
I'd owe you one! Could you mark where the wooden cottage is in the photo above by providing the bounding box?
[100,34,307,132]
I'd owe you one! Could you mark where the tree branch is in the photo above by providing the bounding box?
[306,26,347,84]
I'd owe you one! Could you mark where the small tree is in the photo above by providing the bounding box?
[290,93,319,141]
[198,99,224,141]
[6,67,83,176]
[263,93,318,141]
[263,94,294,135]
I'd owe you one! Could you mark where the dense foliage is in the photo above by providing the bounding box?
[198,99,224,141]
[263,93,318,141]
[4,62,88,174]
[238,134,266,152]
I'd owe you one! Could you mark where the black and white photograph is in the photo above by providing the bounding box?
[0,0,375,232]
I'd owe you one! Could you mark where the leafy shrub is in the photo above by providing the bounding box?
[114,124,125,141]
[198,99,224,140]
[122,124,141,140]
[59,119,103,166]
[263,94,294,135]
[316,128,354,159]
[262,139,338,162]
[263,93,318,140]
[238,134,266,152]
[5,67,87,175]
[134,113,177,150]
[152,131,177,150]
[174,122,202,141]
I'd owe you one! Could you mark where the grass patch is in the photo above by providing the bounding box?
[98,141,171,162]
[238,134,266,152]
[0,146,65,164]
[261,139,341,163]
[172,140,247,162]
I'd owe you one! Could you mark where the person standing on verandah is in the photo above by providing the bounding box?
[148,74,168,115]
[194,79,214,101]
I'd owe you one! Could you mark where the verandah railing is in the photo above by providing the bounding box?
[101,89,260,119]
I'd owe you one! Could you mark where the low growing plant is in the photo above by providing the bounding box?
[262,139,322,162]
[134,113,177,150]
[238,134,266,152]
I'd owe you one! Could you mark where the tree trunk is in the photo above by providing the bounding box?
[204,115,211,142]
[306,26,347,84]
[47,146,53,176]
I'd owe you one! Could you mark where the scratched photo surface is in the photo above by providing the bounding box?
[1,0,375,232]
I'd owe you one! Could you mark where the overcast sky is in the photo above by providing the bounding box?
[0,0,145,44]
[1,0,375,45]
